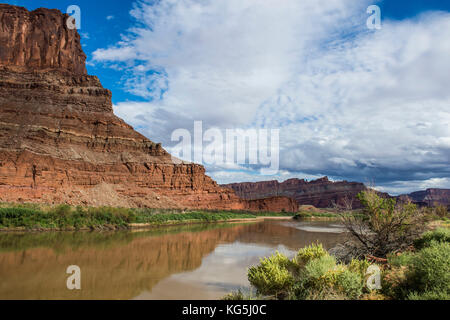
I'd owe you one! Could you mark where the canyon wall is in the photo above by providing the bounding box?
[0,4,297,212]
[223,177,370,209]
[399,189,450,208]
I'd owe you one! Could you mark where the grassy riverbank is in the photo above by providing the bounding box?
[0,203,294,232]
[293,205,364,220]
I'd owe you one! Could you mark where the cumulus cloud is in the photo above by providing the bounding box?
[93,0,450,194]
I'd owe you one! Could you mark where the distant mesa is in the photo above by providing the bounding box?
[222,177,373,209]
[223,178,450,209]
[398,189,450,208]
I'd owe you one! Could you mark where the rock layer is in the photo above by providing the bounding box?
[245,196,299,213]
[223,177,370,209]
[0,4,298,212]
[399,189,450,208]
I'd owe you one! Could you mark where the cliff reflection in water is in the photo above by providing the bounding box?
[0,220,345,300]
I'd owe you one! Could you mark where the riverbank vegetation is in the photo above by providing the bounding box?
[0,203,294,231]
[293,205,341,219]
[225,191,449,300]
[293,205,368,220]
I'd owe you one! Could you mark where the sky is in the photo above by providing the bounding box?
[6,0,450,195]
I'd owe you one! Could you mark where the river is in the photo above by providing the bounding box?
[0,219,347,300]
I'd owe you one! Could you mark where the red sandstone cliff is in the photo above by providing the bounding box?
[0,4,296,212]
[0,5,87,74]
[222,177,371,209]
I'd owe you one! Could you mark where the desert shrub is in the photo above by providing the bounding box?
[405,242,450,296]
[348,259,371,278]
[387,252,415,267]
[292,255,364,300]
[434,206,448,219]
[222,290,260,301]
[223,291,246,300]
[50,204,72,216]
[407,290,449,301]
[334,269,364,300]
[244,244,371,300]
[0,207,43,228]
[340,190,427,259]
[248,252,295,298]
[381,265,408,299]
[294,243,327,267]
[303,255,337,280]
[0,207,39,219]
[382,242,450,300]
[413,228,450,250]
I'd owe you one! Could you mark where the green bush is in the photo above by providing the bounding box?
[297,255,339,299]
[248,252,295,297]
[348,259,371,277]
[303,255,337,280]
[335,269,364,300]
[406,242,450,295]
[223,291,247,300]
[51,204,71,216]
[0,207,42,228]
[387,252,415,267]
[244,244,370,300]
[292,255,364,300]
[222,290,260,301]
[414,228,450,250]
[407,290,449,300]
[434,206,448,219]
[294,243,328,267]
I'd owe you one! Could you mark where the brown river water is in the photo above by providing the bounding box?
[0,219,347,300]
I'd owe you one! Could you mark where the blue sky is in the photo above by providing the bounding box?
[5,0,450,194]
[7,0,142,103]
[8,0,450,103]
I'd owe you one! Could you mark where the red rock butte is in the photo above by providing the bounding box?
[0,4,298,212]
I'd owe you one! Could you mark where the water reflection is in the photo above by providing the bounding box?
[0,220,346,300]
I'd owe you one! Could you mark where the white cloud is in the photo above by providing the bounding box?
[210,170,325,186]
[106,15,115,20]
[375,177,450,196]
[95,0,450,194]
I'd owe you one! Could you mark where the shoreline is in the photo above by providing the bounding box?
[0,216,294,233]
[130,216,293,229]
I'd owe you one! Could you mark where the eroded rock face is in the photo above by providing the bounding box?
[400,189,450,207]
[244,196,299,213]
[0,4,295,213]
[0,4,87,74]
[223,177,370,209]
